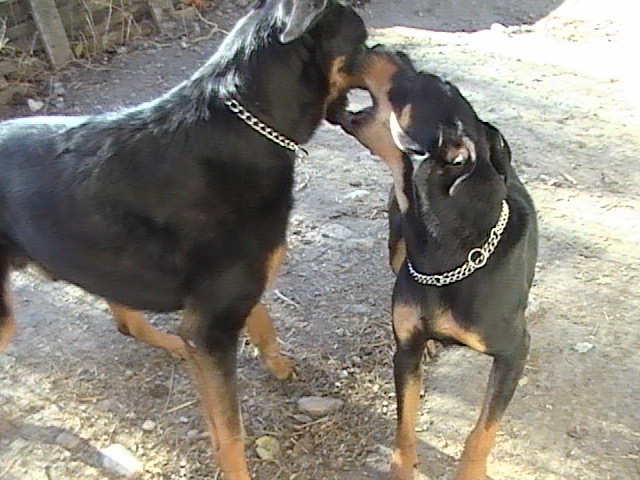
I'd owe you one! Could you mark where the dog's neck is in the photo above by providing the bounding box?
[231,39,328,144]
[404,159,507,274]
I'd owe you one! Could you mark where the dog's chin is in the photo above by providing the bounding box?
[325,94,349,126]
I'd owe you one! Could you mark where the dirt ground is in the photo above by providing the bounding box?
[1,0,639,479]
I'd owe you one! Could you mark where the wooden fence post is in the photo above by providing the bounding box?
[27,0,74,68]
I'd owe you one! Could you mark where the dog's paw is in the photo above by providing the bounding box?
[263,353,294,380]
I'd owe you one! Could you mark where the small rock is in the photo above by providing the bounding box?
[322,224,353,240]
[567,425,588,439]
[344,189,370,200]
[95,398,117,412]
[27,98,44,112]
[490,23,506,33]
[55,431,82,450]
[100,444,144,477]
[348,304,371,315]
[345,237,376,250]
[518,376,529,387]
[53,82,66,96]
[297,396,343,417]
[179,416,189,424]
[255,436,281,461]
[291,414,313,424]
[54,97,65,108]
[141,420,156,432]
[187,429,200,439]
[573,342,594,353]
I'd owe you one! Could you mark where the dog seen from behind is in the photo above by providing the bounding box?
[332,48,539,480]
[0,1,369,478]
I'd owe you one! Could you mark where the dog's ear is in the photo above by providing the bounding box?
[483,121,510,182]
[278,0,328,43]
[395,51,418,73]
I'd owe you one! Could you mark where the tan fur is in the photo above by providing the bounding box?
[326,56,364,107]
[455,422,499,480]
[390,376,421,480]
[393,303,422,342]
[182,329,250,480]
[390,239,407,275]
[108,303,188,359]
[0,288,15,353]
[351,50,412,211]
[432,309,487,353]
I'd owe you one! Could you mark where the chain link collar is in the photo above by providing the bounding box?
[225,99,308,158]
[407,200,510,287]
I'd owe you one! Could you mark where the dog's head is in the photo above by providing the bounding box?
[389,73,510,196]
[336,48,511,204]
[214,0,367,134]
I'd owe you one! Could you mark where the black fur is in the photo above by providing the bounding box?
[334,48,538,477]
[0,0,366,323]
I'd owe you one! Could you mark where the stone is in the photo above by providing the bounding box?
[100,444,144,477]
[321,224,353,240]
[53,82,66,96]
[55,431,82,450]
[297,396,343,417]
[141,420,156,432]
[344,237,376,250]
[255,436,281,461]
[573,342,594,353]
[27,98,44,112]
[344,189,370,200]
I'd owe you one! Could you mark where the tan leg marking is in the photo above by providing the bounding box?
[244,244,292,379]
[182,326,250,480]
[393,303,422,343]
[245,302,292,380]
[455,421,499,480]
[0,288,16,353]
[108,302,187,359]
[432,309,487,353]
[264,245,286,288]
[390,239,407,275]
[390,376,421,480]
[390,303,423,479]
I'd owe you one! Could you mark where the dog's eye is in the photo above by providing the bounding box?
[449,153,466,165]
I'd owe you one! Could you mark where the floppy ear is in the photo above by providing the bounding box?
[279,0,328,43]
[483,121,510,182]
[395,51,418,73]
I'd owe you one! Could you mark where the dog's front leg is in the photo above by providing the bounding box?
[390,302,425,480]
[455,320,530,480]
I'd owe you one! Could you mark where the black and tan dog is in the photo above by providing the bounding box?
[331,49,538,480]
[0,1,368,478]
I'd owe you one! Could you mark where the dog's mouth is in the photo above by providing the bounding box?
[326,88,375,133]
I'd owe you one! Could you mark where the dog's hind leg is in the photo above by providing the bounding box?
[244,245,292,380]
[108,302,187,359]
[245,302,292,380]
[455,324,530,480]
[0,256,16,353]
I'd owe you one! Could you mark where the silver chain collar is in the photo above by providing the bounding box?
[225,99,307,158]
[407,200,510,287]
